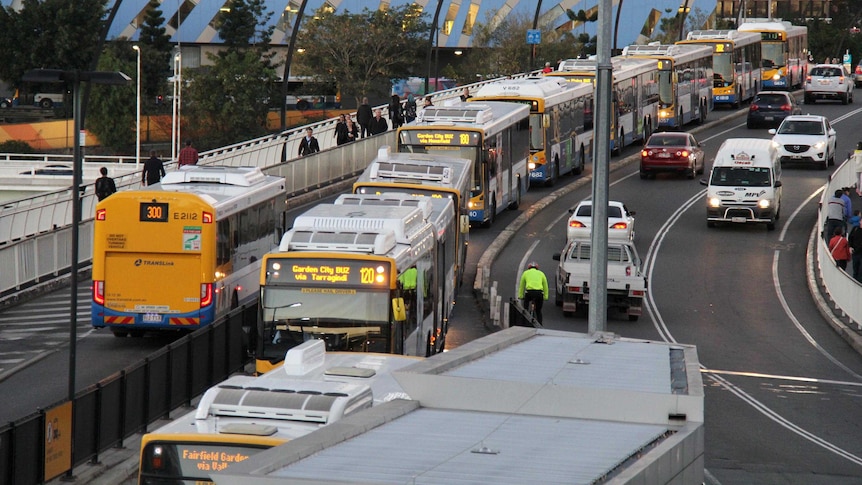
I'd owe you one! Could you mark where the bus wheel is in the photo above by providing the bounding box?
[111,329,129,338]
[699,103,707,124]
[508,178,521,210]
[643,119,651,141]
[231,290,239,309]
[574,147,585,175]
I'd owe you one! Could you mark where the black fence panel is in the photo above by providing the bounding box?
[12,413,42,485]
[146,348,171,422]
[0,424,12,485]
[168,339,191,409]
[123,361,149,436]
[189,327,212,397]
[97,373,123,450]
[73,387,99,467]
[508,298,542,328]
[226,309,248,372]
[210,318,229,382]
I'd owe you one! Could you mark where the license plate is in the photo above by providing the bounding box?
[764,116,773,121]
[143,313,161,322]
[657,152,672,158]
[819,80,831,85]
[731,217,747,223]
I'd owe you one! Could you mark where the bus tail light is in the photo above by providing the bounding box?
[150,445,165,470]
[93,281,105,305]
[202,211,214,223]
[201,283,213,307]
[95,208,106,221]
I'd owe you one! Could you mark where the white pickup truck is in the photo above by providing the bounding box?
[552,238,647,321]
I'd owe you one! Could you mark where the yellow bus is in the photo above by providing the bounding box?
[469,77,594,186]
[255,199,451,373]
[91,166,286,336]
[138,340,420,484]
[397,101,530,226]
[677,30,762,108]
[353,147,471,287]
[621,44,714,131]
[738,20,808,90]
[547,56,659,155]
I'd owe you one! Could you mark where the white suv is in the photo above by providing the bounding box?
[804,64,854,104]
[769,115,837,170]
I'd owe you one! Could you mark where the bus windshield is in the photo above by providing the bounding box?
[761,42,785,68]
[529,113,543,152]
[657,70,674,107]
[713,52,734,87]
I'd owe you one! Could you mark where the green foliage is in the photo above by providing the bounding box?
[804,0,862,63]
[0,139,35,154]
[138,0,173,103]
[88,40,136,154]
[293,5,429,105]
[215,0,274,52]
[0,0,108,89]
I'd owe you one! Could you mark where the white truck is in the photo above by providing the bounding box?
[552,238,647,321]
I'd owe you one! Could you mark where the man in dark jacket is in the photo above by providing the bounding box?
[357,97,373,138]
[298,128,320,156]
[368,108,389,136]
[848,212,862,282]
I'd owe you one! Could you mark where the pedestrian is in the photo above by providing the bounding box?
[829,226,851,270]
[404,94,417,123]
[368,108,389,136]
[459,88,472,102]
[298,127,320,156]
[345,115,358,143]
[542,62,553,74]
[94,166,117,201]
[423,97,433,108]
[849,212,862,282]
[825,189,845,242]
[388,94,403,129]
[842,187,854,230]
[517,261,548,325]
[142,150,166,186]
[854,141,862,196]
[335,114,350,146]
[357,97,373,138]
[178,140,199,166]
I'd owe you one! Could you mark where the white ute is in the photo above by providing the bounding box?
[552,238,648,321]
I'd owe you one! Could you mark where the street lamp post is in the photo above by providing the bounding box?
[171,51,182,161]
[132,45,141,166]
[23,67,130,479]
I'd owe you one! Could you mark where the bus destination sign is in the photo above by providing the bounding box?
[402,130,477,147]
[267,258,390,287]
[139,202,169,222]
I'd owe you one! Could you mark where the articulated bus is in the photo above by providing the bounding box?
[397,101,530,226]
[739,20,808,90]
[139,339,420,484]
[91,166,286,337]
[677,30,762,108]
[621,44,714,131]
[549,57,660,153]
[255,200,450,373]
[469,77,593,186]
[353,147,471,286]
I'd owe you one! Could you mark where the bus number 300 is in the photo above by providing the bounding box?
[146,206,163,219]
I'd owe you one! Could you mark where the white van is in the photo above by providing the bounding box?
[700,138,782,230]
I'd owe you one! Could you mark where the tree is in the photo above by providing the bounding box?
[137,0,173,107]
[88,39,136,153]
[181,0,278,148]
[293,5,429,105]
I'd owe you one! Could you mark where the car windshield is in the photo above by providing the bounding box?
[648,135,687,147]
[711,167,771,187]
[754,94,788,105]
[778,120,824,135]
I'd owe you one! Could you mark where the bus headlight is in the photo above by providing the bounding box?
[528,162,536,170]
[708,197,721,208]
[759,199,771,209]
[772,73,781,81]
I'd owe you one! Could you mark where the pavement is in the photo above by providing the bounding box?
[48,108,862,484]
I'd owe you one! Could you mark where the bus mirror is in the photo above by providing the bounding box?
[460,214,470,233]
[392,298,407,321]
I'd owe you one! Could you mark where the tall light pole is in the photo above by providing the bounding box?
[132,45,141,166]
[171,51,182,161]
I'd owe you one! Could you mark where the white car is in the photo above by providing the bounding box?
[804,64,854,104]
[769,115,837,170]
[566,200,635,241]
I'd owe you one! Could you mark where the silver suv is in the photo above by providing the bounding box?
[804,64,854,104]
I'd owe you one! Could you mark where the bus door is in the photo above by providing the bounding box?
[486,134,502,213]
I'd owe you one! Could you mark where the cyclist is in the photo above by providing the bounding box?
[518,261,548,324]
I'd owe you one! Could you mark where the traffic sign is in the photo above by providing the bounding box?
[526,29,541,45]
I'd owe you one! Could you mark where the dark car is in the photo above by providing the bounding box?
[639,132,705,179]
[746,91,802,129]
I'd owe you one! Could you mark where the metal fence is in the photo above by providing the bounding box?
[0,304,256,485]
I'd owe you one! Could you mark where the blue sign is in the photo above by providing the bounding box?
[526,29,541,45]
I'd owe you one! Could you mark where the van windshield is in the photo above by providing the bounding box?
[711,167,771,186]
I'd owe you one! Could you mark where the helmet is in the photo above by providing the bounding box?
[527,261,539,269]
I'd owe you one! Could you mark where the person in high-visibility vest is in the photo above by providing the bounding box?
[518,261,548,324]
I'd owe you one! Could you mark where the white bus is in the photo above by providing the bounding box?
[469,77,594,186]
[678,30,763,108]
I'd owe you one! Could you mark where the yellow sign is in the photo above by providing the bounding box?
[44,401,72,480]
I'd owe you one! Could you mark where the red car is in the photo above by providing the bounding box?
[640,132,705,179]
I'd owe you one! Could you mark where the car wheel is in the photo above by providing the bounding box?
[842,92,849,105]
[640,170,648,180]
[687,161,696,179]
[828,151,835,166]
[39,99,53,109]
[746,120,756,129]
[820,157,828,170]
[766,220,776,231]
[707,220,716,228]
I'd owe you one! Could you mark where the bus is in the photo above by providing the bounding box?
[549,56,660,154]
[469,77,593,186]
[283,76,341,110]
[91,166,286,337]
[738,20,808,90]
[255,200,450,373]
[138,339,420,484]
[397,101,530,226]
[353,147,471,286]
[677,30,763,108]
[621,44,714,131]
